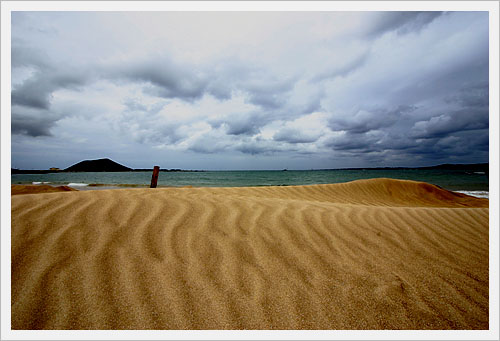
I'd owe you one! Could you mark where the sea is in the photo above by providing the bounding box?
[11,168,489,198]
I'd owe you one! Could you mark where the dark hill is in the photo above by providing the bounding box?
[65,158,132,172]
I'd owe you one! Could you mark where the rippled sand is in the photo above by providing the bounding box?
[11,178,489,329]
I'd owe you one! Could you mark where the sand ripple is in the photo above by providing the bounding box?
[11,179,489,329]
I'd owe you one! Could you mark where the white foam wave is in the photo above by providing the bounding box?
[32,181,51,185]
[455,190,489,199]
[67,183,89,187]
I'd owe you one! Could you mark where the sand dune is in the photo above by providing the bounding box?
[11,178,489,329]
[11,184,77,195]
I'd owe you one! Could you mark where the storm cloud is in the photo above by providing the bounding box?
[10,10,490,170]
[11,106,59,137]
[365,11,444,38]
[115,59,209,102]
[273,128,320,144]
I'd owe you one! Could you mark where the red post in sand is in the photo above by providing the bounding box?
[150,166,160,188]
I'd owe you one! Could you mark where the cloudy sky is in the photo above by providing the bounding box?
[11,10,489,170]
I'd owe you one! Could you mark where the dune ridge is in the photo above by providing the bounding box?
[11,178,489,329]
[11,184,77,195]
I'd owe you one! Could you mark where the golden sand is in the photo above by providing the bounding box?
[11,178,489,329]
[11,184,77,195]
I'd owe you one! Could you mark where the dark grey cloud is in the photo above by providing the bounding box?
[189,143,227,154]
[10,68,92,139]
[273,127,319,144]
[411,109,488,139]
[11,42,93,139]
[243,78,295,109]
[367,11,444,38]
[325,131,381,151]
[312,51,369,82]
[375,132,418,151]
[111,55,293,111]
[226,121,261,136]
[11,45,49,69]
[11,75,52,109]
[411,83,489,139]
[11,117,53,137]
[187,132,233,154]
[328,105,415,134]
[389,59,488,111]
[324,127,489,166]
[445,82,489,108]
[323,93,488,162]
[112,59,208,102]
[11,42,91,110]
[11,106,61,137]
[236,144,269,155]
[204,60,251,100]
[11,70,89,110]
[210,111,271,137]
[404,129,488,162]
[235,140,287,155]
[226,117,262,136]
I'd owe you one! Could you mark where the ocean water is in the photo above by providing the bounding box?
[11,169,489,198]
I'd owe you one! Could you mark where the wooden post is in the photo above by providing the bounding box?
[150,166,160,188]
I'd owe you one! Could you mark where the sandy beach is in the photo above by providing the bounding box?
[11,178,489,329]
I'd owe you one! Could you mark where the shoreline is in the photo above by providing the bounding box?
[11,180,490,198]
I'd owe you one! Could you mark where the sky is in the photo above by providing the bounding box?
[10,10,489,170]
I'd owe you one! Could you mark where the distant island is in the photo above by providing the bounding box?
[65,158,132,172]
[11,159,488,174]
